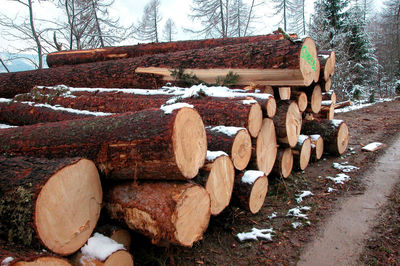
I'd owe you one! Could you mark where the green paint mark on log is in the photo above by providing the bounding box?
[301,46,316,72]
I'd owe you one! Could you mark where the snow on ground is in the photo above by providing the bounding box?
[206,151,228,161]
[362,142,384,152]
[326,173,351,184]
[335,98,395,113]
[81,233,125,262]
[268,212,277,219]
[292,222,303,229]
[327,187,337,193]
[237,228,274,241]
[296,191,314,203]
[332,162,360,173]
[287,206,311,219]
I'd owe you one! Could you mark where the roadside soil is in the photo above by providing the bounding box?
[131,98,400,265]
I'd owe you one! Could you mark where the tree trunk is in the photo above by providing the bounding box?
[301,84,322,114]
[0,37,319,98]
[232,170,268,214]
[252,118,278,175]
[206,126,252,171]
[18,89,263,137]
[319,78,332,92]
[0,107,207,180]
[291,135,311,171]
[301,119,349,155]
[0,156,102,255]
[318,51,335,81]
[0,242,72,265]
[273,101,302,147]
[309,134,324,161]
[322,91,336,105]
[270,148,293,178]
[319,100,335,120]
[71,250,133,266]
[0,98,111,126]
[335,100,352,109]
[105,182,211,247]
[290,91,308,112]
[46,33,299,67]
[196,152,235,215]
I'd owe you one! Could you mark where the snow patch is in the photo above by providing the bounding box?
[268,212,277,219]
[20,101,113,116]
[241,170,265,185]
[81,233,125,262]
[237,227,274,241]
[1,257,14,266]
[292,222,302,229]
[0,98,12,103]
[206,150,228,161]
[326,173,351,184]
[330,119,343,128]
[0,124,17,129]
[298,135,309,145]
[296,191,313,203]
[332,162,359,173]
[327,187,337,193]
[241,99,257,105]
[310,134,321,141]
[362,142,383,152]
[160,103,193,114]
[209,126,244,136]
[287,206,311,219]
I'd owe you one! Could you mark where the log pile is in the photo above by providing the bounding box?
[0,32,349,263]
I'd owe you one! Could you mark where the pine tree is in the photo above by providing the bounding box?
[289,0,306,35]
[271,0,294,31]
[134,0,162,42]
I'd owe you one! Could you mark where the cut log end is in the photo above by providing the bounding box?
[249,175,269,214]
[103,250,134,266]
[297,91,308,112]
[314,58,321,83]
[311,135,324,160]
[299,138,311,170]
[231,129,252,170]
[173,185,211,246]
[299,38,319,86]
[173,107,207,178]
[247,102,263,137]
[266,97,277,118]
[286,102,302,147]
[337,122,349,155]
[311,85,322,113]
[324,78,332,92]
[281,148,294,178]
[205,155,235,215]
[14,257,72,266]
[35,159,102,255]
[256,118,277,175]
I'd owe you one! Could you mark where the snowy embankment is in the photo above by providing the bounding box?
[335,97,398,113]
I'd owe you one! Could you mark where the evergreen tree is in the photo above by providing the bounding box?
[134,0,162,42]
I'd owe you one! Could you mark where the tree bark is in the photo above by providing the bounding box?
[291,135,311,171]
[322,90,336,105]
[105,182,211,247]
[0,156,102,255]
[309,134,324,161]
[0,99,111,126]
[270,148,293,178]
[273,101,302,147]
[196,152,235,215]
[206,126,252,171]
[0,37,319,98]
[0,107,207,180]
[46,33,299,67]
[301,119,349,155]
[232,170,268,214]
[0,242,72,265]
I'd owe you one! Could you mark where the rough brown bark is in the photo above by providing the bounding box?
[0,37,318,98]
[0,242,72,265]
[0,107,207,180]
[309,134,324,161]
[105,182,211,247]
[335,100,352,109]
[46,33,299,67]
[232,170,268,214]
[206,126,252,170]
[0,99,110,126]
[273,101,302,147]
[0,156,102,255]
[18,88,262,137]
[196,153,234,215]
[301,119,349,155]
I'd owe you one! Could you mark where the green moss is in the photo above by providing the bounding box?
[0,185,37,247]
[170,68,240,87]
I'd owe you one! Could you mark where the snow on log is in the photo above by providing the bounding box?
[196,152,235,215]
[0,37,319,98]
[96,225,132,250]
[301,119,349,155]
[0,156,102,255]
[322,91,336,105]
[46,33,299,67]
[270,148,293,178]
[0,107,207,180]
[291,135,312,171]
[105,182,211,247]
[309,134,324,161]
[233,170,268,214]
[273,101,302,147]
[206,126,252,171]
[0,98,112,126]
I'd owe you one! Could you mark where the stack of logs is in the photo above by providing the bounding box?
[0,32,349,265]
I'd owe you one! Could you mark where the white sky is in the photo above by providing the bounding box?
[0,0,385,53]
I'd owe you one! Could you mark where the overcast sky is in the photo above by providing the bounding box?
[0,0,385,53]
